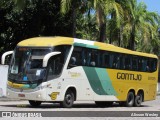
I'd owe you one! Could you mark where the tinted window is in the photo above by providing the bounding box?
[124,55,131,70]
[132,56,138,71]
[67,46,157,72]
[102,51,110,68]
[68,47,82,68]
[47,45,71,80]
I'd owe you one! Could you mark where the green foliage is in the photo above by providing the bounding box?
[107,0,160,54]
[76,12,99,40]
[0,0,160,56]
[0,0,72,55]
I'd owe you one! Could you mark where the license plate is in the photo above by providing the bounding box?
[18,94,25,97]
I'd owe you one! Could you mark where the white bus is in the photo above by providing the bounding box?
[1,37,159,108]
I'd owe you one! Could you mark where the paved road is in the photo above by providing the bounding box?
[0,96,159,120]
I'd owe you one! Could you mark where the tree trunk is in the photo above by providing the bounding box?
[129,26,135,50]
[71,5,76,37]
[96,5,106,42]
[109,30,112,44]
[119,26,123,47]
[99,22,106,42]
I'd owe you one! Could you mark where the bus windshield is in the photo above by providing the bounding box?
[8,45,71,84]
[8,47,52,84]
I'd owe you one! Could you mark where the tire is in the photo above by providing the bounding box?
[125,92,135,107]
[95,101,113,107]
[29,100,42,107]
[134,93,143,107]
[60,90,74,108]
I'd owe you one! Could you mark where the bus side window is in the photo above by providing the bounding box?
[102,52,110,68]
[117,54,122,69]
[118,54,125,70]
[86,49,91,66]
[85,49,98,67]
[142,59,147,72]
[68,47,82,69]
[110,54,114,68]
[54,45,71,66]
[47,55,63,80]
[141,58,157,72]
[82,48,87,66]
[151,59,157,72]
[90,50,98,67]
[68,52,78,68]
[96,51,101,67]
[112,54,116,68]
[138,58,143,71]
[146,60,150,72]
[120,54,125,70]
[112,53,120,69]
[124,56,131,70]
[148,58,157,72]
[132,56,138,71]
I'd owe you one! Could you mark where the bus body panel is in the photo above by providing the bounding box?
[7,86,47,101]
[107,69,158,101]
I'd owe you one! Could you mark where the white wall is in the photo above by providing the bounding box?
[0,65,8,97]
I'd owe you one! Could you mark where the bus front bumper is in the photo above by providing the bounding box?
[7,88,47,101]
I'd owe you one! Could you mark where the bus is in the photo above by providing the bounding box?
[1,36,159,108]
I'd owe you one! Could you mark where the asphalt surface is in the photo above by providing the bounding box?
[0,95,159,120]
[0,82,159,120]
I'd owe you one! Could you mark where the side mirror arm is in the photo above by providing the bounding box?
[43,52,61,67]
[1,51,13,65]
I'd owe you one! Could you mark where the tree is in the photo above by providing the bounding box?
[0,0,73,56]
[107,0,125,45]
[88,0,123,42]
[60,0,87,37]
[0,0,15,55]
[124,1,159,50]
[2,0,160,55]
[76,12,98,40]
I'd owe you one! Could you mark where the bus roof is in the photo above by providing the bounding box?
[17,36,157,58]
[17,37,74,47]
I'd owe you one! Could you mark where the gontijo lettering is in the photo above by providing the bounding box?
[117,72,142,81]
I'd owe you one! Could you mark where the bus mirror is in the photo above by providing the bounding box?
[43,52,61,67]
[1,51,13,65]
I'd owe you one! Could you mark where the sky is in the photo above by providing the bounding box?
[138,0,160,14]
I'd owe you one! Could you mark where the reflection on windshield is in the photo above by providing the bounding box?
[8,45,71,84]
[8,47,51,83]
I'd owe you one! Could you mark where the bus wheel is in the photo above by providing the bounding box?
[60,90,74,108]
[29,100,41,107]
[125,92,135,107]
[134,93,143,107]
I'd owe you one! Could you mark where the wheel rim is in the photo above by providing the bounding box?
[128,94,134,104]
[136,95,142,105]
[65,94,72,105]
